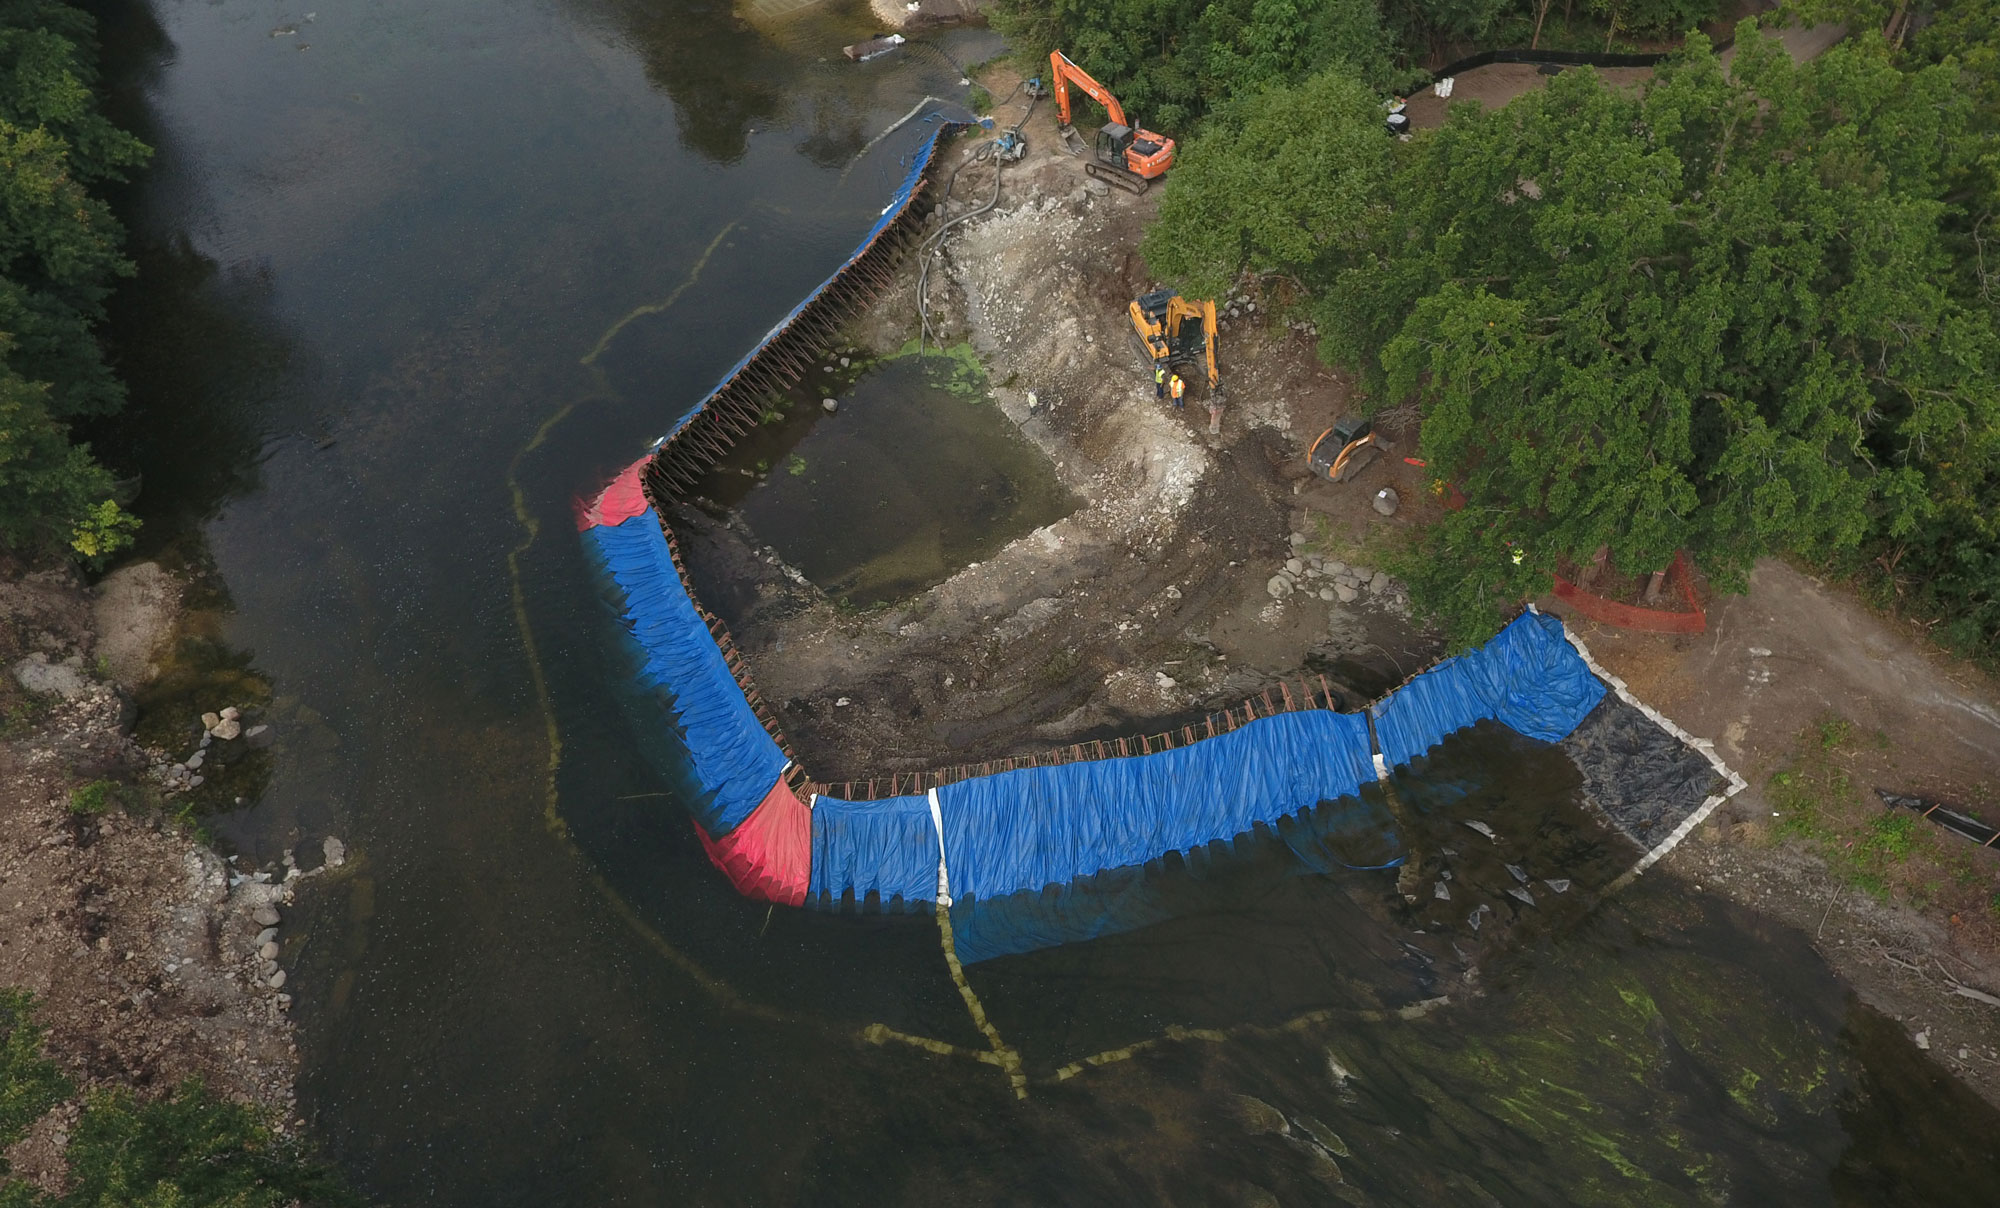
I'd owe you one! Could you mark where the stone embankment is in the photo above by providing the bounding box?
[0,557,344,1184]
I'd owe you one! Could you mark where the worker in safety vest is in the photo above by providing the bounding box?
[1154,364,1166,399]
[1169,373,1185,408]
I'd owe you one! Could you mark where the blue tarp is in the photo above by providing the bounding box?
[934,710,1377,902]
[1371,611,1605,768]
[587,510,787,835]
[808,792,938,906]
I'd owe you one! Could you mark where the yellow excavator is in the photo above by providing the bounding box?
[1129,288,1219,395]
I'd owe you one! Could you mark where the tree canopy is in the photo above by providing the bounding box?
[0,0,147,563]
[1139,67,1395,298]
[993,0,1410,131]
[1146,25,2000,652]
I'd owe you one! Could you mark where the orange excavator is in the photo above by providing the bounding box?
[1048,50,1176,195]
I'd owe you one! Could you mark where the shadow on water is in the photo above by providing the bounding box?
[700,351,1076,605]
[86,235,303,546]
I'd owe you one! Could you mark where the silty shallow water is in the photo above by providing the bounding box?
[89,0,2000,1202]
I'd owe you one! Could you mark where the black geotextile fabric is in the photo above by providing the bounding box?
[1559,695,1723,851]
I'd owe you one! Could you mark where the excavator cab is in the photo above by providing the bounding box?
[1130,288,1219,392]
[1095,123,1174,184]
[1051,51,1176,194]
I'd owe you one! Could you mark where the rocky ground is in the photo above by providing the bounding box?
[672,100,1441,784]
[0,556,341,1190]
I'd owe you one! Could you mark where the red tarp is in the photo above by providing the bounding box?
[576,456,652,531]
[695,778,812,906]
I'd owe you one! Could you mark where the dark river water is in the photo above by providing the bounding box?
[86,0,2000,1203]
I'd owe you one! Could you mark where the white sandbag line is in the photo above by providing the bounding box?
[928,788,954,908]
[1546,608,1748,879]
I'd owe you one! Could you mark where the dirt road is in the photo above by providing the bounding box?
[1401,20,1847,130]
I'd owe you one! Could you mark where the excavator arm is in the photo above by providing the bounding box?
[1197,298,1219,391]
[1049,50,1128,129]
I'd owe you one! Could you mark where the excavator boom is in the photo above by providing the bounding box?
[1048,50,1128,129]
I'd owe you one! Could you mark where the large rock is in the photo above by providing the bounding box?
[11,653,90,700]
[1335,584,1359,603]
[1266,576,1292,600]
[91,562,177,692]
[181,848,230,907]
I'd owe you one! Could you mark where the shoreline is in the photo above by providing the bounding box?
[0,558,343,1187]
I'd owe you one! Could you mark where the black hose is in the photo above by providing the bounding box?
[916,138,1005,358]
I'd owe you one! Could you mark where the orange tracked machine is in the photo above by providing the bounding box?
[1048,50,1176,194]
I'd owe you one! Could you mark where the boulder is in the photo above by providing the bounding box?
[11,654,90,700]
[214,718,241,741]
[1335,584,1358,603]
[91,562,177,692]
[1370,572,1392,594]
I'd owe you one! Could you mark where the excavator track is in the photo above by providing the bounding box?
[1085,160,1152,196]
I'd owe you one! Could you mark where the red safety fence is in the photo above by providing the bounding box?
[1551,549,1705,634]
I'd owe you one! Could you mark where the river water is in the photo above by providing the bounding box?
[90,0,2000,1203]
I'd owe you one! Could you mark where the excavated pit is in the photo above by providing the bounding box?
[673,112,1442,786]
[695,350,1077,608]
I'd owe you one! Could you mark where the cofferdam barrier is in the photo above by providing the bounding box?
[577,116,1742,960]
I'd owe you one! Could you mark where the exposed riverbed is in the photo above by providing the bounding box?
[79,0,2000,1202]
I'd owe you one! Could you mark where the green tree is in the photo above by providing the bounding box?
[994,0,1408,132]
[0,0,147,565]
[1323,29,2000,643]
[1141,66,1396,297]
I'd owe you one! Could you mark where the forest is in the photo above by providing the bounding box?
[0,0,144,564]
[999,0,2000,659]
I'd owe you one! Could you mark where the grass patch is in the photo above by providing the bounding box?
[0,690,51,740]
[66,779,122,816]
[1767,714,1936,900]
[0,992,353,1204]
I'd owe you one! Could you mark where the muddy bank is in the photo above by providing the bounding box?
[0,557,338,1186]
[674,107,1440,782]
